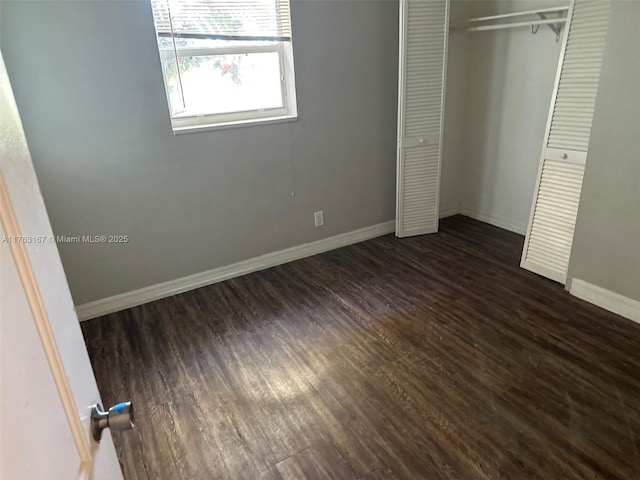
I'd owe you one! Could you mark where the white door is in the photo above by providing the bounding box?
[396,0,449,237]
[0,52,123,480]
[521,0,611,283]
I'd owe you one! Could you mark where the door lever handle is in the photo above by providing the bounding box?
[90,402,134,442]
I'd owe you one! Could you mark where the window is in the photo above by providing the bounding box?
[150,0,297,132]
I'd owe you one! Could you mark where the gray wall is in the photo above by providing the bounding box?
[568,0,640,302]
[1,0,399,305]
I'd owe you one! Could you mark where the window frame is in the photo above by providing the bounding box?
[152,7,298,134]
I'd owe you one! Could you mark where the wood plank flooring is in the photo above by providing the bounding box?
[81,216,640,480]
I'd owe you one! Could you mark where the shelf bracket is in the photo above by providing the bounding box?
[537,12,564,41]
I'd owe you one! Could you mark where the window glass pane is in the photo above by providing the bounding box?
[164,52,283,117]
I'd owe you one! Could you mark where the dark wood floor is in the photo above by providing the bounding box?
[82,216,640,480]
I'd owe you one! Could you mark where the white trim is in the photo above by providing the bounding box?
[570,278,640,324]
[0,172,92,462]
[75,220,395,321]
[160,44,280,58]
[460,207,527,235]
[173,113,298,135]
[434,0,451,233]
[395,0,408,235]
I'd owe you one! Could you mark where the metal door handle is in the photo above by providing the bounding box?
[90,402,134,442]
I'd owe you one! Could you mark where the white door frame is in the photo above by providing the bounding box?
[0,171,95,477]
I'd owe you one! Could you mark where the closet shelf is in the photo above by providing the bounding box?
[451,5,569,38]
[461,6,569,24]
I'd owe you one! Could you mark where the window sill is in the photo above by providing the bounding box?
[172,114,298,135]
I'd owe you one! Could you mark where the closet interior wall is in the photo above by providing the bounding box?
[438,0,469,218]
[441,0,566,234]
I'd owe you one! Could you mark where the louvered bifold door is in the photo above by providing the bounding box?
[521,0,611,283]
[396,0,449,237]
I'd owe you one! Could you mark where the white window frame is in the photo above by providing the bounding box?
[155,38,297,134]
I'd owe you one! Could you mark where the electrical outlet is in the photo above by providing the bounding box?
[314,210,324,227]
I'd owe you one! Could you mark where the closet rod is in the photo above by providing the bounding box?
[451,17,567,33]
[463,6,569,24]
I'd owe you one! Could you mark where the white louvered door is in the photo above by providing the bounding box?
[521,0,611,283]
[396,0,449,237]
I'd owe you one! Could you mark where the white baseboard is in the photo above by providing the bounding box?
[75,220,395,321]
[460,207,527,235]
[570,278,640,324]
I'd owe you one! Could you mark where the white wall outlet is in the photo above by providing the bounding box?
[314,210,324,227]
